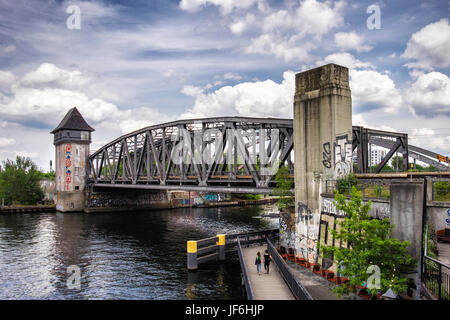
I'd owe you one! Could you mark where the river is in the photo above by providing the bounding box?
[0,206,278,300]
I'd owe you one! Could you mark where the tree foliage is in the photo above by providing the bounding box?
[273,166,294,210]
[319,187,416,297]
[0,156,44,205]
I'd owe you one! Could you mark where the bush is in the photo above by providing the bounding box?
[336,173,358,195]
[319,187,416,297]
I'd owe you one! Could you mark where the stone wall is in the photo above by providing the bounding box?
[85,188,170,213]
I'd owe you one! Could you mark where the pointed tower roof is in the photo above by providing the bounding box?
[51,107,95,133]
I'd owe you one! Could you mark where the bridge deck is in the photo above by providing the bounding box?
[242,245,294,300]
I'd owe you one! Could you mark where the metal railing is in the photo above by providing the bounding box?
[237,237,255,300]
[187,229,279,270]
[422,256,450,300]
[227,229,279,247]
[267,239,313,300]
[196,236,221,264]
[325,179,390,199]
[431,179,450,202]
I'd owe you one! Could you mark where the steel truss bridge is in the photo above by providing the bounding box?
[89,117,449,194]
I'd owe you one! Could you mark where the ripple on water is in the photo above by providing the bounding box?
[0,206,276,299]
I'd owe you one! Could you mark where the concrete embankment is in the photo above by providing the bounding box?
[0,205,56,214]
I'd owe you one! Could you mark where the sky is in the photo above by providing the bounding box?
[0,0,449,171]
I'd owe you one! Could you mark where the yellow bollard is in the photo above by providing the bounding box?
[217,234,226,261]
[187,240,198,271]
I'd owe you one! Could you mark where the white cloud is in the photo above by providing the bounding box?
[401,18,450,70]
[181,71,295,119]
[230,0,346,62]
[334,31,372,52]
[181,85,204,97]
[350,69,402,114]
[0,70,16,93]
[317,52,374,69]
[404,71,450,117]
[20,63,91,90]
[0,137,15,147]
[223,72,242,80]
[179,0,260,14]
[409,128,450,153]
[0,63,171,136]
[0,45,16,53]
[229,13,256,34]
[245,33,316,62]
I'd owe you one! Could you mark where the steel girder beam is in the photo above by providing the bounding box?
[352,126,409,173]
[89,118,447,192]
[370,137,449,171]
[89,117,294,192]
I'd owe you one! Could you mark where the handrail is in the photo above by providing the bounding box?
[422,255,450,300]
[424,255,450,269]
[422,225,450,300]
[267,239,313,300]
[237,237,255,300]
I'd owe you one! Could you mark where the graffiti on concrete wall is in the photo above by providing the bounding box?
[321,197,390,220]
[321,134,352,177]
[87,191,167,208]
[446,209,450,227]
[280,211,296,249]
[296,202,320,262]
[322,142,332,169]
[334,134,352,178]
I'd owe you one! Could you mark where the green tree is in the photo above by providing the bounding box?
[0,156,44,205]
[273,166,294,210]
[319,187,416,297]
[391,156,404,171]
[434,181,450,201]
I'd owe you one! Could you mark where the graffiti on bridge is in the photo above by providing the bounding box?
[322,134,352,178]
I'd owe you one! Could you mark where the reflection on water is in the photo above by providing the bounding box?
[0,206,278,300]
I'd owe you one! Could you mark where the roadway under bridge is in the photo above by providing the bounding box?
[88,117,449,194]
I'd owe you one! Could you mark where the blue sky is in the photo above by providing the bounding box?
[0,0,449,170]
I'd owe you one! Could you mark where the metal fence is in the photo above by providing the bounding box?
[237,237,255,300]
[325,179,390,199]
[267,239,313,300]
[227,229,279,247]
[422,255,450,300]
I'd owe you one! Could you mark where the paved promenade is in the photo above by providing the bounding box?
[242,245,295,300]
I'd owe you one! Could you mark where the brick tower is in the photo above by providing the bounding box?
[51,107,94,212]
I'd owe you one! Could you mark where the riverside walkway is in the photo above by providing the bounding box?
[241,244,295,300]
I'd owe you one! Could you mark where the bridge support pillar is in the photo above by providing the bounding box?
[292,64,352,262]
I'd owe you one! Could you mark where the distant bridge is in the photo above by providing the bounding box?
[88,117,449,193]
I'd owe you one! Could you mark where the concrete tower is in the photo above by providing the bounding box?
[293,64,352,262]
[51,107,94,212]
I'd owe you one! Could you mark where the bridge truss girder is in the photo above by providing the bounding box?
[89,118,448,193]
[89,117,295,193]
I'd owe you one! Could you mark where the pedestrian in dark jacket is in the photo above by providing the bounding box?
[263,250,272,274]
[255,252,262,275]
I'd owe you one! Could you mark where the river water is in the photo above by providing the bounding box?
[0,206,278,300]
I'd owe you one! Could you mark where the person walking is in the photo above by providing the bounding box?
[263,250,272,274]
[255,252,262,275]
